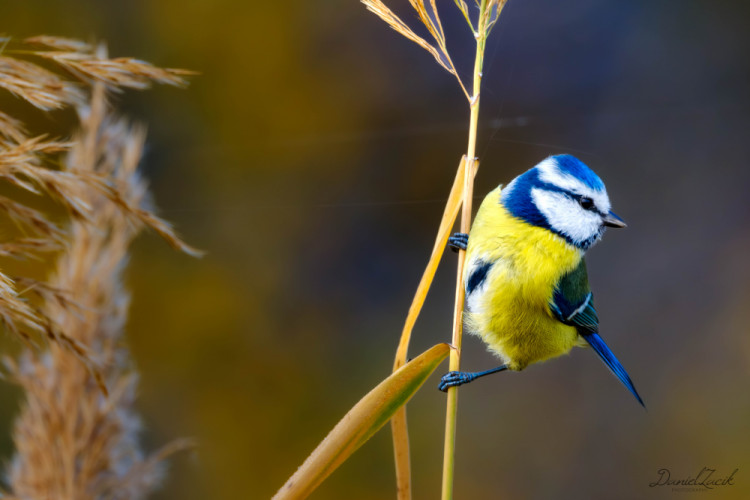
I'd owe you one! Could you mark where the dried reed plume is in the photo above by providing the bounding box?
[0,36,197,499]
[0,35,197,352]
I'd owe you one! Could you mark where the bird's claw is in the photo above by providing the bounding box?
[448,232,469,252]
[438,371,475,392]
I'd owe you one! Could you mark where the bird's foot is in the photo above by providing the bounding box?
[438,371,476,392]
[448,232,469,252]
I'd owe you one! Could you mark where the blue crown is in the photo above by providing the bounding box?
[550,155,605,191]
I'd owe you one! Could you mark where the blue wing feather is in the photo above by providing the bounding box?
[551,260,645,407]
[583,333,645,407]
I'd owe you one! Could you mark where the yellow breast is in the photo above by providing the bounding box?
[464,186,584,370]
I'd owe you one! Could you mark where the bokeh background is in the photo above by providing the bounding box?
[2,1,749,499]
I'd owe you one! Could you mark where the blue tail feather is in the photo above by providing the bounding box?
[583,333,645,408]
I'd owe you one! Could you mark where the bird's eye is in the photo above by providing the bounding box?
[579,197,594,210]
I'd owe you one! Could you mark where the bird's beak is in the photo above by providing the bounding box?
[602,211,627,228]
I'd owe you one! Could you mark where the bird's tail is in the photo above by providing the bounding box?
[583,333,645,408]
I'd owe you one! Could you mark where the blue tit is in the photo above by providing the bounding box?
[438,154,644,407]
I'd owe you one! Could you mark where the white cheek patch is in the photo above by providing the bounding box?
[536,158,611,213]
[531,188,602,244]
[589,189,610,214]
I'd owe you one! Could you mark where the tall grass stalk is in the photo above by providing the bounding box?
[273,3,509,496]
[360,1,507,498]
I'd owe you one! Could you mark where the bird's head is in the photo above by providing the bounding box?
[500,155,625,251]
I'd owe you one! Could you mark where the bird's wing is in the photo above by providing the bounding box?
[550,259,645,407]
[549,259,598,334]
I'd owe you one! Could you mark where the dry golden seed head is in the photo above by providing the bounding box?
[0,291,47,343]
[0,272,18,293]
[0,240,64,259]
[0,35,192,115]
[0,56,86,109]
[1,36,199,498]
[0,136,72,168]
[0,198,67,242]
[165,67,200,77]
[0,148,111,220]
[361,0,470,99]
[361,1,452,72]
[24,35,93,53]
[453,0,470,16]
[36,51,191,90]
[0,111,28,143]
[407,0,448,46]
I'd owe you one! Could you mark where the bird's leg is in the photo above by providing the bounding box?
[438,365,508,392]
[448,232,469,252]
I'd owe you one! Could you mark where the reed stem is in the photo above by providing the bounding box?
[441,1,490,497]
[359,1,508,497]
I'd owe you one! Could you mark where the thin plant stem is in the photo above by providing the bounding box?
[360,1,508,497]
[441,0,489,497]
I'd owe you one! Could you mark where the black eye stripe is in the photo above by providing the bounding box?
[577,195,595,210]
[536,185,603,213]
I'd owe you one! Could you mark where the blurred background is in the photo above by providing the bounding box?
[2,1,749,499]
